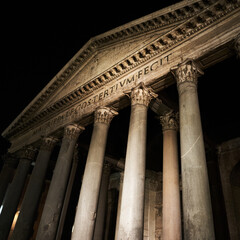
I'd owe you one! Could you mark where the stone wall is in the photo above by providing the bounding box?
[218,137,240,240]
[108,170,164,240]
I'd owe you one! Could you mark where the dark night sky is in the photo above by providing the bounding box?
[1,1,182,155]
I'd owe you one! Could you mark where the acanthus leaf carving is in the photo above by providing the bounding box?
[160,110,179,131]
[63,124,85,141]
[171,59,203,88]
[125,82,158,107]
[40,136,58,151]
[94,107,118,125]
[20,145,37,161]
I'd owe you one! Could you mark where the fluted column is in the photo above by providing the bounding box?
[10,137,58,240]
[36,124,84,240]
[160,111,181,240]
[117,82,157,240]
[171,59,215,240]
[93,162,111,240]
[0,146,36,240]
[71,107,118,240]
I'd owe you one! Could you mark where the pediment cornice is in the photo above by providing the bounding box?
[3,0,240,140]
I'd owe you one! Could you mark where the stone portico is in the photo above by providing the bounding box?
[0,0,240,239]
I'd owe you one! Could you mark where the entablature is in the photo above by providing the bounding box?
[3,0,240,153]
[2,0,220,139]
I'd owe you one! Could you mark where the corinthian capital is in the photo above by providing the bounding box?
[160,110,179,131]
[171,59,203,88]
[21,145,37,161]
[94,107,118,125]
[63,124,85,141]
[125,82,158,107]
[40,136,58,151]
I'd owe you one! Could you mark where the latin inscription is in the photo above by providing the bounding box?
[33,53,172,136]
[76,53,171,110]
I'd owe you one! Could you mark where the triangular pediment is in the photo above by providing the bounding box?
[41,26,176,112]
[3,0,240,148]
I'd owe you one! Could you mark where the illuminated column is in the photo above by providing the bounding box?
[160,111,181,240]
[93,162,111,240]
[117,82,157,240]
[55,144,79,240]
[36,124,84,240]
[10,137,58,240]
[172,60,215,240]
[71,107,118,240]
[0,146,36,240]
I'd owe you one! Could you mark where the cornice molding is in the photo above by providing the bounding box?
[3,0,240,140]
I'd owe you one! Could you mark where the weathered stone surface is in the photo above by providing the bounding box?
[0,146,36,240]
[10,137,57,240]
[36,124,84,240]
[1,1,240,239]
[2,0,239,153]
[117,83,156,239]
[71,108,117,240]
[160,111,181,240]
[173,60,215,240]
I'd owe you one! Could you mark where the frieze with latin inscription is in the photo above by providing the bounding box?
[9,2,240,153]
[32,53,172,137]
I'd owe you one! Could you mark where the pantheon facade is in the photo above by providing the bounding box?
[0,0,240,239]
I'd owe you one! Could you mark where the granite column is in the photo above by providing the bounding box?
[93,162,111,240]
[0,146,36,240]
[114,171,124,240]
[10,137,58,240]
[71,107,117,240]
[172,59,215,240]
[36,124,84,240]
[0,154,17,206]
[160,110,181,240]
[117,82,157,240]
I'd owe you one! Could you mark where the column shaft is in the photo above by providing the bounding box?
[160,111,181,240]
[10,137,57,240]
[36,124,84,240]
[172,60,215,240]
[0,146,36,240]
[114,172,124,240]
[55,145,79,240]
[93,163,111,240]
[117,82,157,239]
[71,107,117,240]
[0,154,17,206]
